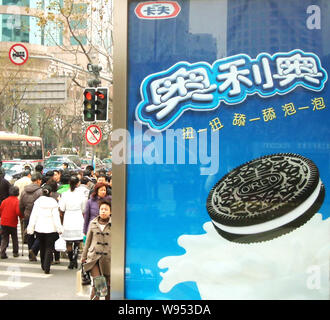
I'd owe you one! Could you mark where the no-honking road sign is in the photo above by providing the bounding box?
[9,43,29,66]
[85,124,102,145]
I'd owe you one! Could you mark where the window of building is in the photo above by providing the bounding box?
[1,14,29,43]
[70,35,87,46]
[38,0,63,10]
[29,16,43,44]
[44,20,63,46]
[0,0,30,7]
[69,19,87,30]
[73,3,87,14]
[0,13,63,45]
[0,0,44,9]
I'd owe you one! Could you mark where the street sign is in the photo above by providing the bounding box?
[85,124,102,145]
[17,77,67,104]
[9,43,29,66]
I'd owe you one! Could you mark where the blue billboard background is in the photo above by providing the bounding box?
[126,0,330,299]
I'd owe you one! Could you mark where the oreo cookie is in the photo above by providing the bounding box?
[206,153,325,243]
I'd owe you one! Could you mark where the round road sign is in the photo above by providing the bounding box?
[9,43,29,66]
[85,124,102,145]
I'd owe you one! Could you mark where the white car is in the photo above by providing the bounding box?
[2,162,32,183]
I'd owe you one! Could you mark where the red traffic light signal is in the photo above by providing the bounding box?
[95,87,108,122]
[83,88,96,122]
[96,92,105,99]
[84,91,93,101]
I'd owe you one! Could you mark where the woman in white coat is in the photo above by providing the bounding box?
[27,184,63,274]
[59,175,85,269]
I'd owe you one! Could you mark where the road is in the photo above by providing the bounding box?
[0,224,89,300]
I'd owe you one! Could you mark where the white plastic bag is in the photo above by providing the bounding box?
[54,236,66,252]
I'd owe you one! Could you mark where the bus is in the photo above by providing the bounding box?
[0,132,44,179]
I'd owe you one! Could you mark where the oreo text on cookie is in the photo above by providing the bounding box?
[206,153,325,243]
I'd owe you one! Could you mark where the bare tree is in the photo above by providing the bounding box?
[29,0,113,86]
[26,0,113,156]
[0,56,29,131]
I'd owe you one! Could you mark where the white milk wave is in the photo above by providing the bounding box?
[158,213,330,300]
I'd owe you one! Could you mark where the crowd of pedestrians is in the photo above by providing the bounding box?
[0,161,112,300]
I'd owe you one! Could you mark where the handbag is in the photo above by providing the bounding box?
[81,263,91,286]
[93,275,108,298]
[54,235,66,252]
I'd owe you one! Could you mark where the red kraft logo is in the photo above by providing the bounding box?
[135,1,181,20]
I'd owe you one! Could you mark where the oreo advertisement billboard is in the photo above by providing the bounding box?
[123,0,330,299]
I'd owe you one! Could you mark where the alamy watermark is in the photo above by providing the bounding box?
[306,265,322,290]
[6,265,22,290]
[111,121,220,175]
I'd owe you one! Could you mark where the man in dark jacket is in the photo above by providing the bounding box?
[0,167,10,206]
[19,172,43,261]
[83,169,95,190]
[62,162,70,175]
[0,167,10,245]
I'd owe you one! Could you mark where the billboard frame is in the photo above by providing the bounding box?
[112,0,330,301]
[112,0,129,300]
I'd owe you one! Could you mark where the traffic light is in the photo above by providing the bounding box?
[83,88,96,122]
[95,87,108,121]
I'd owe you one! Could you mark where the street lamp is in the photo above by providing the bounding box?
[37,114,41,136]
[54,116,63,131]
[87,63,102,88]
[87,63,93,72]
[87,63,102,75]
[87,78,101,87]
[18,110,29,130]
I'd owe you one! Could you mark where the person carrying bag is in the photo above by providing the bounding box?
[54,235,66,252]
[81,198,111,300]
[76,262,91,296]
[27,184,63,274]
[81,262,91,286]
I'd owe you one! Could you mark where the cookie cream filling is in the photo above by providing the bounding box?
[212,179,322,235]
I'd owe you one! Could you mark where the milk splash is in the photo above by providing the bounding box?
[158,213,329,300]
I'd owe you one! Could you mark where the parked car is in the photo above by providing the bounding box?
[43,160,81,174]
[2,162,30,183]
[95,158,107,172]
[81,158,107,172]
[80,158,92,171]
[45,155,82,168]
[52,147,78,155]
[102,158,112,171]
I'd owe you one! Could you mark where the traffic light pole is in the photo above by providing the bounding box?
[30,55,109,168]
[92,145,96,171]
[29,55,112,83]
[86,68,99,171]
